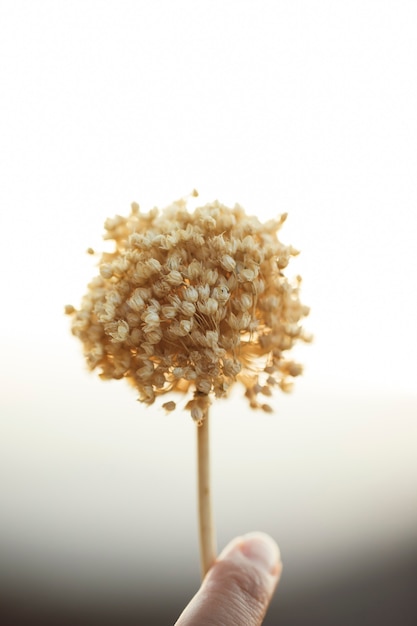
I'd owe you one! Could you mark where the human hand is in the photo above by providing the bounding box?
[175,532,282,625]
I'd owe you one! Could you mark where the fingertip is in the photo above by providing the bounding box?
[219,532,282,577]
[240,532,282,576]
[175,533,282,625]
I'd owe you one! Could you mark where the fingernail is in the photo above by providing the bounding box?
[239,533,281,575]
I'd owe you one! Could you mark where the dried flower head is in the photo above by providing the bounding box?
[66,194,310,420]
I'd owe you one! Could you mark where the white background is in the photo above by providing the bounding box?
[1,0,416,605]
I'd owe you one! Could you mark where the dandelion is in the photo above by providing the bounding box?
[66,192,310,578]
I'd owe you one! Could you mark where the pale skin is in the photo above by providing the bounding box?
[175,532,282,626]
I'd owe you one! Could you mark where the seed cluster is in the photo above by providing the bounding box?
[66,195,310,421]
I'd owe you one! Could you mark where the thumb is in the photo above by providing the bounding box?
[175,533,282,626]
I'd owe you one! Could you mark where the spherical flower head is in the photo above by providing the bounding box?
[66,195,311,421]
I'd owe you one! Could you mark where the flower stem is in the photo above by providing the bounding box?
[197,406,217,579]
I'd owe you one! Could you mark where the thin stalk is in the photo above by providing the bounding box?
[197,406,217,579]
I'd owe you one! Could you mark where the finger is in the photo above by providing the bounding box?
[175,532,282,626]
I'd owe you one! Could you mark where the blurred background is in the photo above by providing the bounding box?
[1,1,416,624]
